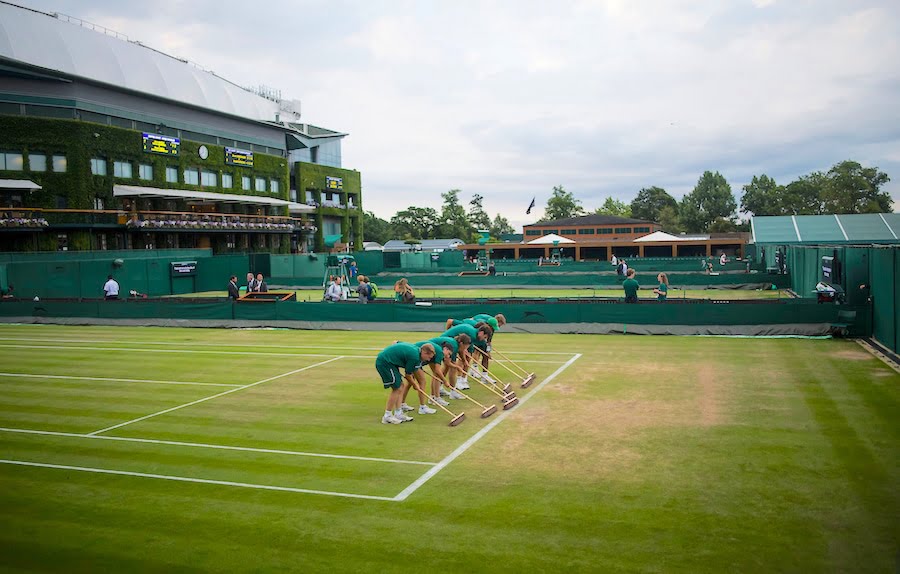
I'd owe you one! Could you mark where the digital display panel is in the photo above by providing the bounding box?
[326,176,343,190]
[225,147,254,167]
[170,261,197,276]
[142,133,180,156]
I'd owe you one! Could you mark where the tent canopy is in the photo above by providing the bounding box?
[527,233,575,245]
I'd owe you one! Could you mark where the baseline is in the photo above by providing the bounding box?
[393,353,582,501]
[0,459,395,501]
[0,427,434,466]
[0,372,240,388]
[87,356,343,436]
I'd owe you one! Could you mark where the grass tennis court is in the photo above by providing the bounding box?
[0,324,897,572]
[182,287,789,301]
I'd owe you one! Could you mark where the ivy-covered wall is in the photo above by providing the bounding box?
[295,161,363,250]
[0,116,289,211]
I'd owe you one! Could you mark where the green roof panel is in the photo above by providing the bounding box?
[752,216,798,243]
[839,214,895,241]
[795,215,844,242]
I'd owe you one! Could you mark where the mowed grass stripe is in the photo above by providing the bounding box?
[89,357,344,436]
[0,428,428,498]
[0,372,241,387]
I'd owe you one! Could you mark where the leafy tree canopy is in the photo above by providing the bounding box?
[594,197,632,218]
[630,186,676,222]
[822,160,891,214]
[543,185,584,221]
[679,171,737,233]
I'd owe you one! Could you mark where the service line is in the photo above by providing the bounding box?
[87,356,343,436]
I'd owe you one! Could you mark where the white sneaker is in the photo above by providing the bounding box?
[382,414,402,425]
[430,396,450,407]
[482,374,495,384]
[418,405,437,415]
[439,387,451,397]
[400,403,415,412]
[449,390,465,400]
[468,367,478,377]
[395,412,414,422]
[456,380,470,390]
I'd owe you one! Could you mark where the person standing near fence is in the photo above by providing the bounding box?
[623,268,639,303]
[227,275,240,300]
[653,273,669,301]
[103,275,119,300]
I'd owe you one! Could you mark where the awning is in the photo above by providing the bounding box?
[324,234,343,247]
[0,179,41,191]
[287,202,316,214]
[113,184,292,207]
[526,233,575,245]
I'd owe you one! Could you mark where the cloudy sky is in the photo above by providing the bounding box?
[22,0,900,228]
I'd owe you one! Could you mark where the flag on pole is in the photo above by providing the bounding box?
[526,197,536,215]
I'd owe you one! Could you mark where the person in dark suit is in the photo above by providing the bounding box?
[227,275,240,300]
[246,272,257,293]
[255,273,268,293]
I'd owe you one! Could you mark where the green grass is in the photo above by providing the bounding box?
[182,287,789,301]
[0,324,897,572]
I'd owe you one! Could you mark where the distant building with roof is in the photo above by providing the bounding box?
[382,238,465,252]
[524,214,660,241]
[0,1,361,253]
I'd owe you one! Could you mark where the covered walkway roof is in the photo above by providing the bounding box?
[113,184,313,210]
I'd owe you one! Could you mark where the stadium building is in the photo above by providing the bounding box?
[0,1,362,253]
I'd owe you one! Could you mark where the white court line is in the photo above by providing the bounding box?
[394,353,581,501]
[0,372,240,388]
[87,357,343,436]
[0,336,575,355]
[0,427,434,466]
[0,459,395,501]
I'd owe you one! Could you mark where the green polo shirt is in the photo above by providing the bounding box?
[623,278,640,299]
[442,324,486,353]
[376,343,424,374]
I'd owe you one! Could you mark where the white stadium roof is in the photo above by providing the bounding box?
[0,2,283,123]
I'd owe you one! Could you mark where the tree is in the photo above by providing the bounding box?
[740,175,781,216]
[390,206,440,239]
[543,185,583,221]
[630,186,676,222]
[822,160,891,214]
[594,197,632,217]
[782,172,827,215]
[679,171,737,233]
[467,193,491,231]
[657,205,683,234]
[437,189,474,241]
[362,210,393,245]
[489,214,514,238]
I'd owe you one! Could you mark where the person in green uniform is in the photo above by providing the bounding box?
[397,335,468,413]
[653,272,669,301]
[444,313,506,333]
[375,342,435,425]
[441,323,493,389]
[623,268,639,303]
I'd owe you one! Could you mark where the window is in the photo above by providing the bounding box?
[90,157,107,176]
[525,229,542,236]
[634,226,651,233]
[578,228,595,235]
[184,168,199,185]
[29,153,47,172]
[614,227,632,234]
[242,176,251,190]
[561,229,577,235]
[598,228,613,234]
[255,177,266,192]
[166,166,178,183]
[139,164,153,180]
[310,146,318,163]
[543,229,559,235]
[201,170,217,186]
[270,179,280,194]
[52,154,67,172]
[1,152,24,171]
[290,189,297,202]
[222,173,233,189]
[93,197,104,210]
[113,161,132,178]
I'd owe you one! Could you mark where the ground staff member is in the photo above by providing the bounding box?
[103,275,119,300]
[654,273,669,301]
[441,323,492,389]
[398,335,470,412]
[445,313,506,333]
[376,342,435,425]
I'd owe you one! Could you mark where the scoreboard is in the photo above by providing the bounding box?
[142,133,180,156]
[326,176,343,190]
[225,147,254,167]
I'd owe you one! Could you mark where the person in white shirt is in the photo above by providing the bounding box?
[611,254,618,266]
[324,276,343,302]
[103,275,119,300]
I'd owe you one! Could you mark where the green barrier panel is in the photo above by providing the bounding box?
[352,251,384,275]
[0,264,6,292]
[870,248,896,351]
[195,255,251,292]
[95,299,234,320]
[292,254,326,278]
[372,272,789,288]
[0,249,212,263]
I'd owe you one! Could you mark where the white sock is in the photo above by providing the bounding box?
[393,409,403,417]
[384,410,392,417]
